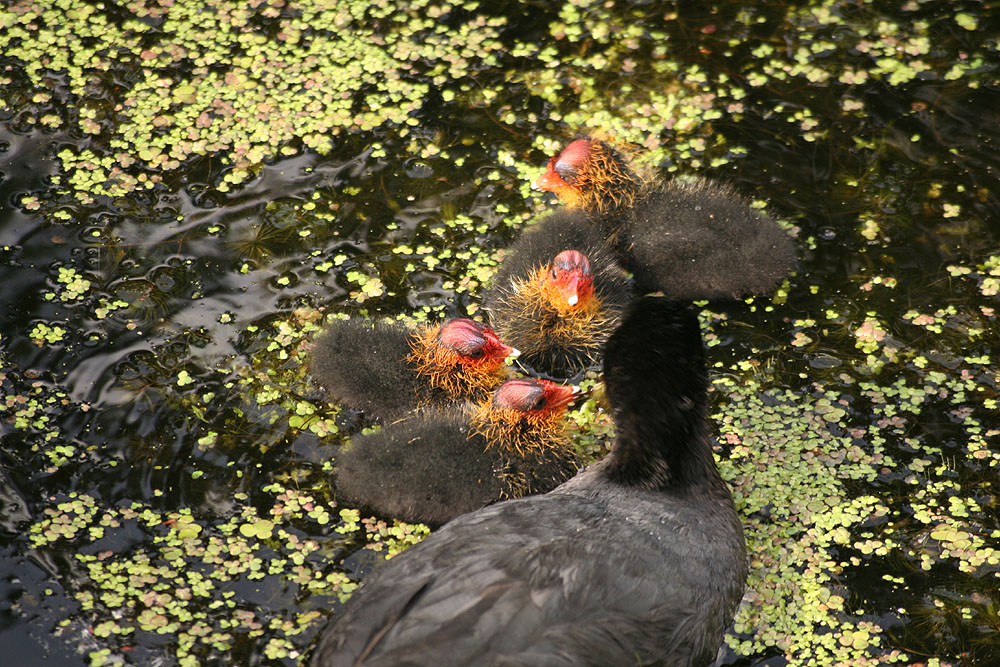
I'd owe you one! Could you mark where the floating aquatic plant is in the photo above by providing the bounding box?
[2,0,998,665]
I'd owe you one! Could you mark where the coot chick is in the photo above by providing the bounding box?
[534,136,642,228]
[311,296,747,666]
[482,209,632,378]
[335,378,579,526]
[623,179,798,299]
[537,136,797,298]
[310,318,517,421]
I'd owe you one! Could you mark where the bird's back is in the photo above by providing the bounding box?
[624,179,796,299]
[312,471,745,667]
[335,409,505,526]
[310,319,424,419]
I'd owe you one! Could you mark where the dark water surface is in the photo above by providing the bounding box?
[2,0,999,664]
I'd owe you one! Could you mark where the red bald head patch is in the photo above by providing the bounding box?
[544,249,595,308]
[535,138,593,192]
[438,319,515,362]
[492,378,577,415]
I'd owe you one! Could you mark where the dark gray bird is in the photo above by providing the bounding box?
[482,209,632,378]
[335,377,580,526]
[622,178,798,299]
[309,317,517,421]
[311,296,747,667]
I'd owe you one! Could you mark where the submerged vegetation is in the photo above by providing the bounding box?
[1,0,998,665]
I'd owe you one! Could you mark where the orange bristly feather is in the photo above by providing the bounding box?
[502,268,614,357]
[406,324,506,401]
[468,400,571,457]
[577,144,643,215]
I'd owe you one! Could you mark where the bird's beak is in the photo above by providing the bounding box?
[564,273,584,307]
[534,169,563,192]
[550,384,580,412]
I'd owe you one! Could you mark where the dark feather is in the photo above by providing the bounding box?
[622,179,797,299]
[310,319,422,420]
[335,409,505,526]
[336,401,578,526]
[483,210,633,378]
[311,297,747,666]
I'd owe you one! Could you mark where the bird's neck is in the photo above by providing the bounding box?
[577,156,643,218]
[604,403,719,493]
[601,310,720,493]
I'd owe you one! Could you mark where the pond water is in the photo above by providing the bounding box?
[1,0,999,665]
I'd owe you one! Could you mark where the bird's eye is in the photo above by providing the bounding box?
[530,396,546,412]
[466,348,485,359]
[550,267,559,280]
[555,165,578,185]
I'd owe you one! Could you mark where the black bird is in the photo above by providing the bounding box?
[623,178,797,299]
[309,317,517,421]
[482,209,632,378]
[334,377,580,526]
[311,296,748,666]
[536,136,797,299]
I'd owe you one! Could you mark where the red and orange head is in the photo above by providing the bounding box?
[541,249,595,311]
[479,378,579,451]
[409,319,518,397]
[482,378,581,494]
[436,319,517,367]
[534,138,594,207]
[534,137,641,214]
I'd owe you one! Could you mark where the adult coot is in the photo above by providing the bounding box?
[311,296,747,666]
